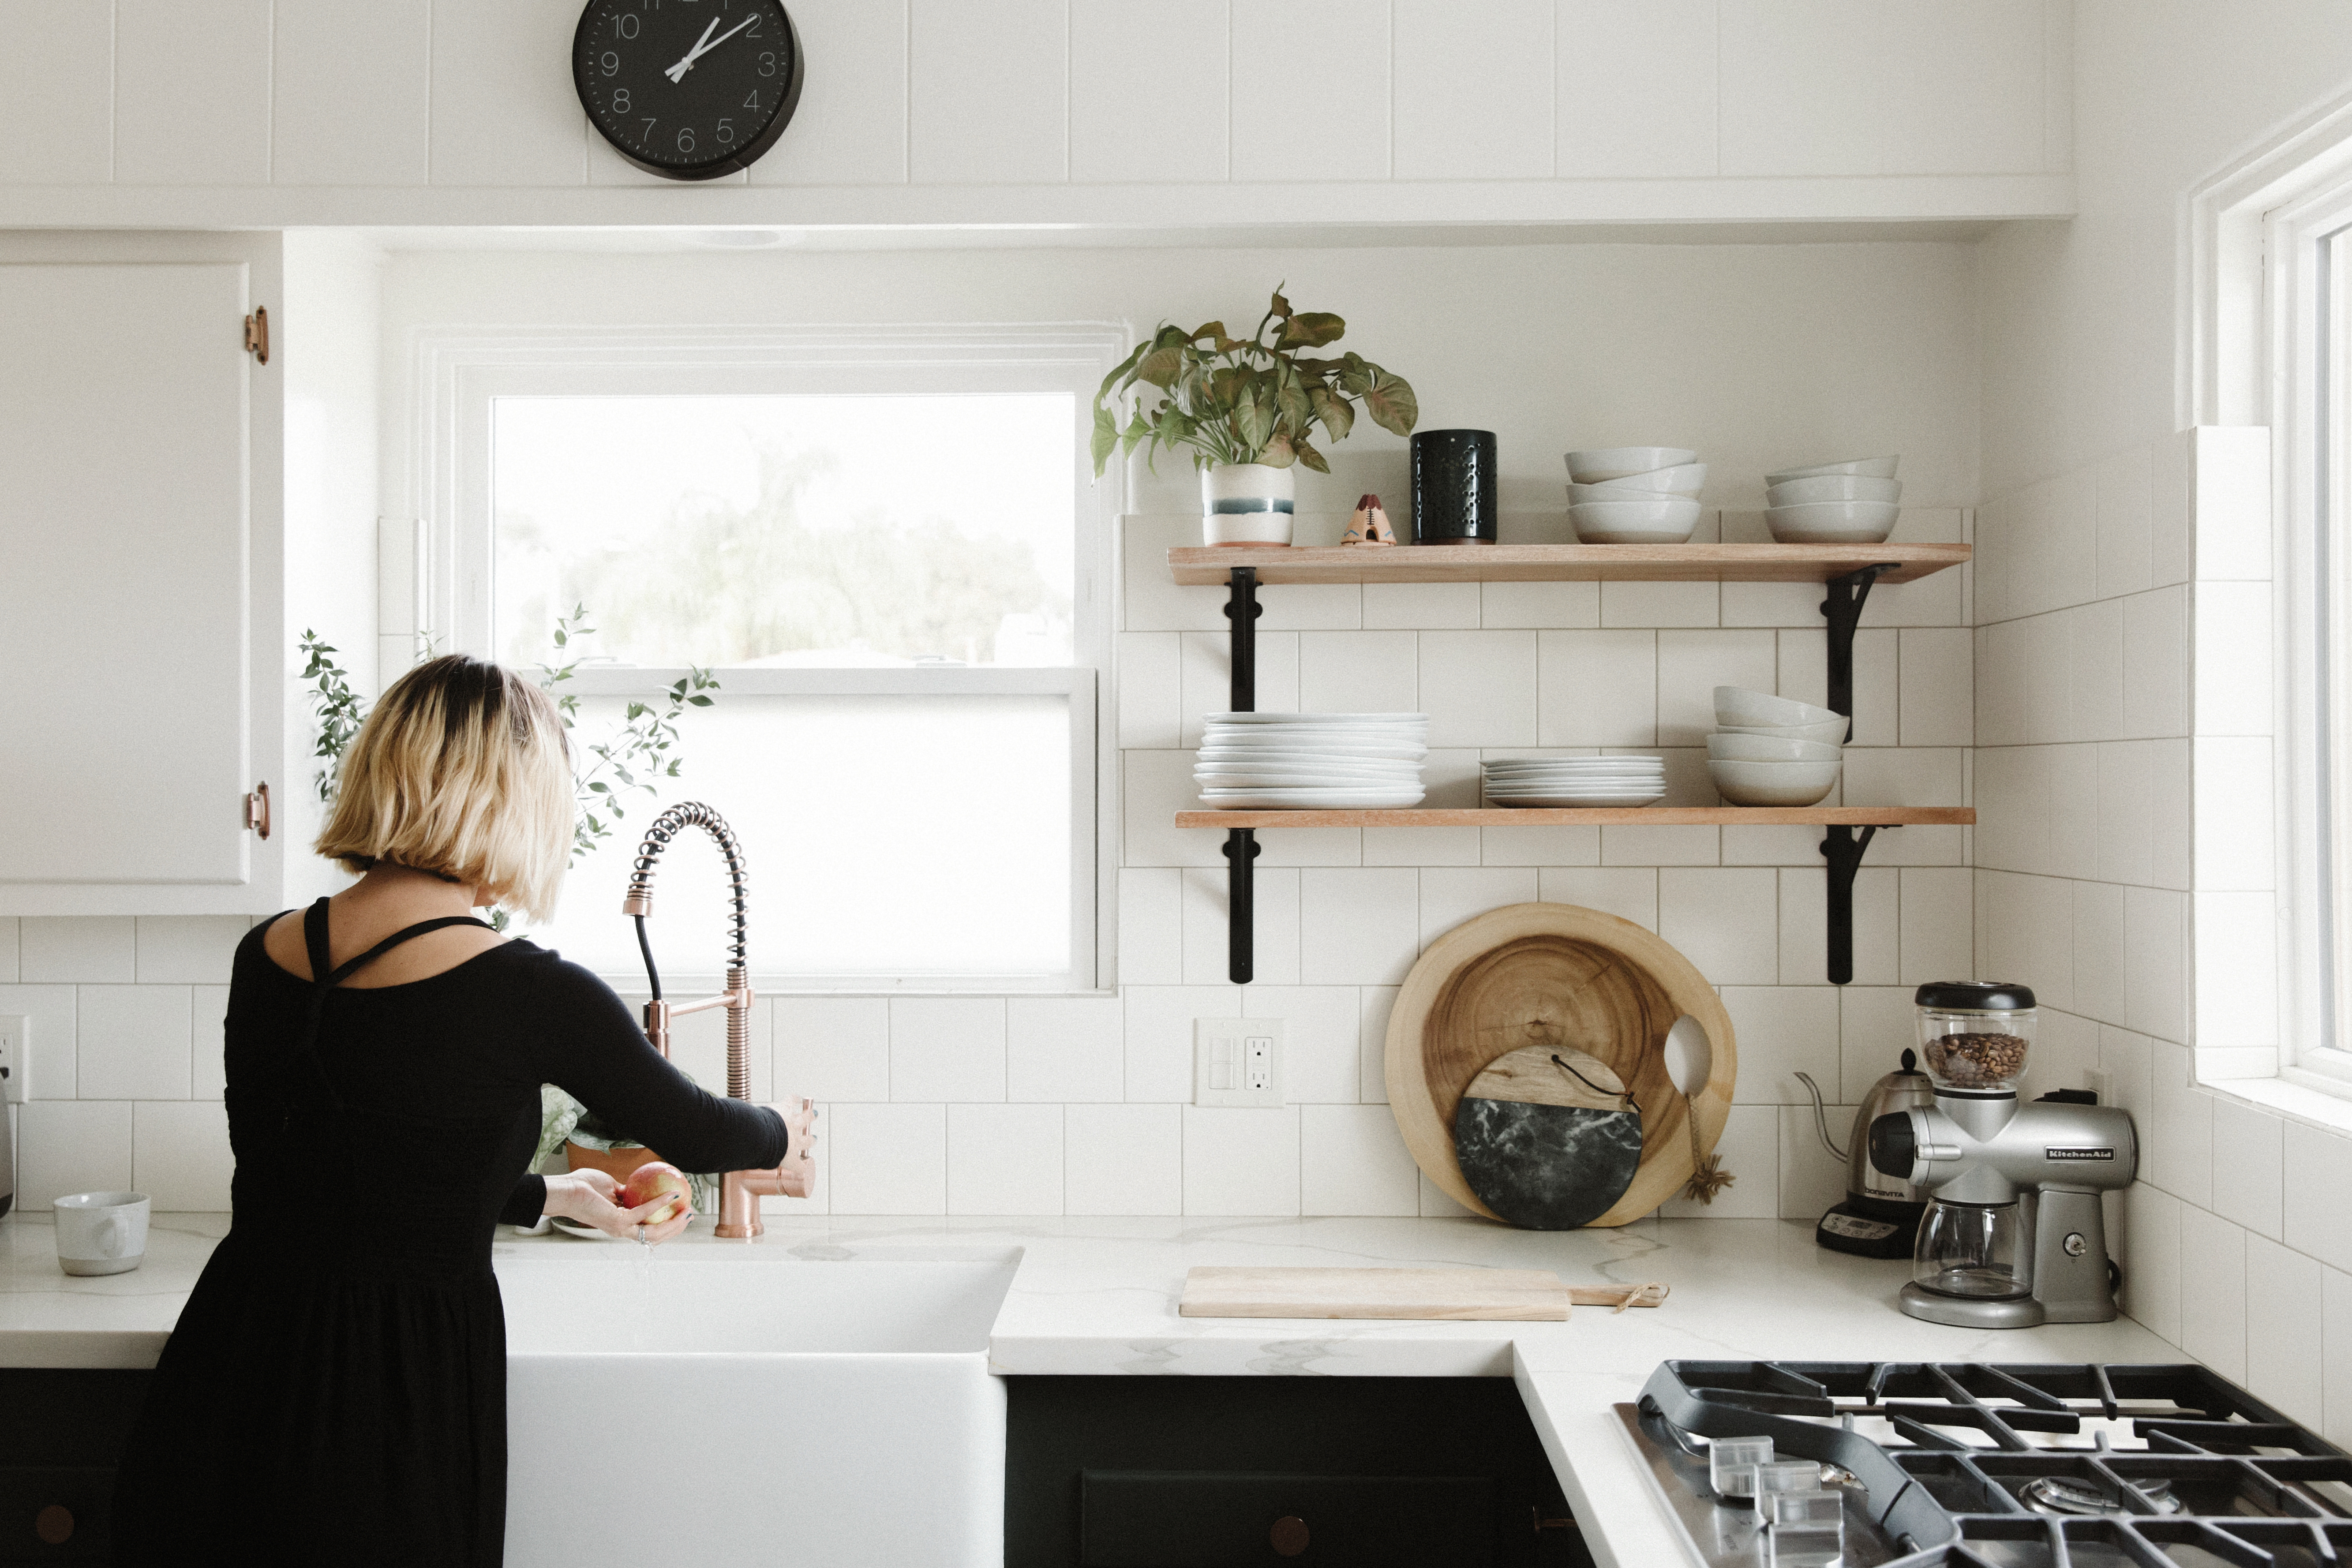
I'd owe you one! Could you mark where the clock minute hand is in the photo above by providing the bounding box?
[686,15,757,65]
[663,15,722,83]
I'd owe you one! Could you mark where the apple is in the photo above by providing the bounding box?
[620,1160,691,1226]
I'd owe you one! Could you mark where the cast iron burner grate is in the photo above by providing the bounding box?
[1636,1360,2352,1567]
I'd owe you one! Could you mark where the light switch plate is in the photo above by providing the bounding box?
[0,1015,26,1104]
[1194,1017,1283,1108]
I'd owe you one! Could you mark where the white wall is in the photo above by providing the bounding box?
[0,0,2071,227]
[1973,0,2352,1433]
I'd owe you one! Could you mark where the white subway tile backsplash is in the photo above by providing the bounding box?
[1897,628,1973,748]
[1659,1104,1777,1218]
[1537,630,1655,745]
[133,917,248,985]
[2124,585,2191,737]
[1657,631,1776,746]
[1777,1103,1848,1221]
[775,998,891,1104]
[2243,1233,2324,1428]
[1602,825,1719,867]
[1364,583,1480,630]
[1839,988,1916,1103]
[1360,987,1399,1103]
[1658,868,1777,986]
[1419,868,1537,952]
[829,1103,948,1215]
[1601,580,1718,629]
[2094,443,2156,600]
[1898,868,1973,984]
[0,985,76,1100]
[2192,425,2273,581]
[1299,630,1417,715]
[1122,751,1223,870]
[1182,1105,1301,1215]
[1300,869,1420,985]
[1300,1104,1420,1216]
[2326,1266,2352,1446]
[2285,1120,2352,1273]
[2210,1100,2284,1239]
[76,986,192,1100]
[192,985,228,1101]
[889,997,1007,1102]
[2034,1008,2100,1098]
[1536,867,1658,931]
[0,919,14,983]
[16,1100,132,1210]
[21,918,134,984]
[1244,986,1360,1104]
[1117,633,1182,748]
[1182,629,1299,745]
[1061,1104,1181,1215]
[948,1103,1064,1215]
[2149,1041,2213,1208]
[1117,868,1184,986]
[2123,887,2189,1042]
[2071,881,2125,1027]
[1123,985,1239,1104]
[2177,1205,2247,1380]
[1183,866,1300,985]
[1481,581,1599,629]
[132,1101,232,1211]
[2119,1180,2183,1344]
[2067,598,2126,742]
[2192,737,2276,891]
[1719,987,1839,1104]
[1007,996,1123,1104]
[1363,827,1479,868]
[1420,632,1536,748]
[1778,866,1895,988]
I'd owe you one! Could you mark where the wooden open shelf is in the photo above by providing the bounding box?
[1167,542,1969,587]
[1176,807,1974,829]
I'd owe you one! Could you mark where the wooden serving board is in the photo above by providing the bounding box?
[1385,902,1737,1229]
[1179,1266,1570,1321]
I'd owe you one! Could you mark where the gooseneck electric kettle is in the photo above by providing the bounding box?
[1794,1051,1936,1259]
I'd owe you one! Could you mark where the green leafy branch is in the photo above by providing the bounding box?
[536,605,719,865]
[1090,285,1420,478]
[299,630,368,803]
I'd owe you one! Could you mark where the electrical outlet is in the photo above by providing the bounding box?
[1194,1018,1283,1108]
[0,1015,26,1104]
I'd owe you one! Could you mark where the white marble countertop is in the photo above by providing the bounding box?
[0,1209,2186,1566]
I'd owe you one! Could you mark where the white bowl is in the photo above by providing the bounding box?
[1713,686,1842,728]
[1569,495,1702,544]
[1765,456,1900,485]
[1764,499,1902,544]
[1765,475,1902,506]
[1706,733,1842,763]
[1716,718,1850,746]
[1565,446,1699,483]
[1709,758,1839,807]
[1580,462,1707,497]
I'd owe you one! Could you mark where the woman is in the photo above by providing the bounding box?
[113,655,815,1566]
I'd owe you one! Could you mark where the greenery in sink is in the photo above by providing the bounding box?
[1089,285,1421,475]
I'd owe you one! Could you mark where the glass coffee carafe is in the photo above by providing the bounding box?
[1912,1198,2032,1300]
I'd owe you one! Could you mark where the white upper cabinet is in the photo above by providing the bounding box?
[0,240,289,914]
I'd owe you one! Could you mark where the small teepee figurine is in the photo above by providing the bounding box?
[1343,494,1397,546]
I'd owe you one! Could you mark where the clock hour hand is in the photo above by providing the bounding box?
[665,13,757,81]
[663,15,722,83]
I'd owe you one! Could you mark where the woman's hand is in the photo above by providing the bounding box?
[543,1168,694,1244]
[772,1096,818,1198]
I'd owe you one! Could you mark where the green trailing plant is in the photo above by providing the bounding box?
[298,631,368,804]
[1090,285,1420,477]
[536,605,719,866]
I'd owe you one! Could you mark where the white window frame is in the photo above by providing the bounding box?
[2194,90,2352,1090]
[405,322,1127,994]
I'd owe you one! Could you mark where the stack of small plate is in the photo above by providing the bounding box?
[1196,713,1428,809]
[1482,756,1666,809]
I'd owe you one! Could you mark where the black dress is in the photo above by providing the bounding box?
[112,900,787,1566]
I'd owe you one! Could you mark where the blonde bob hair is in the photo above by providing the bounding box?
[315,656,574,922]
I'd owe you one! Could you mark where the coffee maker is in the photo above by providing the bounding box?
[1866,983,2139,1328]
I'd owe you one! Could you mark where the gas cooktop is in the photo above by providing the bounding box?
[1623,1359,2352,1567]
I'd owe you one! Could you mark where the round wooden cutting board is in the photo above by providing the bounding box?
[1384,902,1737,1228]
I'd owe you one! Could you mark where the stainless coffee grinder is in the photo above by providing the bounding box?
[1797,1053,1937,1259]
[1867,982,2139,1327]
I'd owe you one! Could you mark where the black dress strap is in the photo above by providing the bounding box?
[286,898,499,1118]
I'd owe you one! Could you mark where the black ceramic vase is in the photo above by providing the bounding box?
[1410,429,1498,544]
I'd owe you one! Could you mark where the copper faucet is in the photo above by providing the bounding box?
[622,801,811,1239]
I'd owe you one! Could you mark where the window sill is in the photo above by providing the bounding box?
[2198,1069,2352,1135]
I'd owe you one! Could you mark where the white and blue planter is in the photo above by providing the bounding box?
[1201,462,1295,546]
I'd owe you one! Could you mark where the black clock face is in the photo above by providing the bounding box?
[574,0,805,180]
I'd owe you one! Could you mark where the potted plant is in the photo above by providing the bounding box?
[1091,286,1419,546]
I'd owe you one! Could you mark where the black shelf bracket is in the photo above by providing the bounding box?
[1819,824,1881,986]
[1820,564,1895,743]
[1224,567,1262,984]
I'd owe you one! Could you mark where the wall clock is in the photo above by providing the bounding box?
[574,0,805,181]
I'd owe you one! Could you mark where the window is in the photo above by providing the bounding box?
[413,326,1123,991]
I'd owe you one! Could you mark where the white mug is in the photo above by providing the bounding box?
[53,1190,150,1277]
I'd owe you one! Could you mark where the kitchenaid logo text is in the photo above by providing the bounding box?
[2045,1147,2116,1161]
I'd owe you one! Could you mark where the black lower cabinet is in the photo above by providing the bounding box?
[0,1370,152,1564]
[1008,1377,1595,1568]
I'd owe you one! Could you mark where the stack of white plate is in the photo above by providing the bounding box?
[1565,446,1706,543]
[1196,712,1428,809]
[1482,755,1666,809]
[1765,456,1901,543]
[1708,687,1842,805]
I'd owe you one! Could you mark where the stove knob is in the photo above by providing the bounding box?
[2063,1231,2088,1258]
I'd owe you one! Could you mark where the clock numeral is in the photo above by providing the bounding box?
[744,14,762,35]
[642,117,657,142]
[613,11,637,36]
[611,87,630,113]
[600,50,619,75]
[743,90,760,110]
[677,127,696,154]
[716,117,735,145]
[758,50,775,76]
